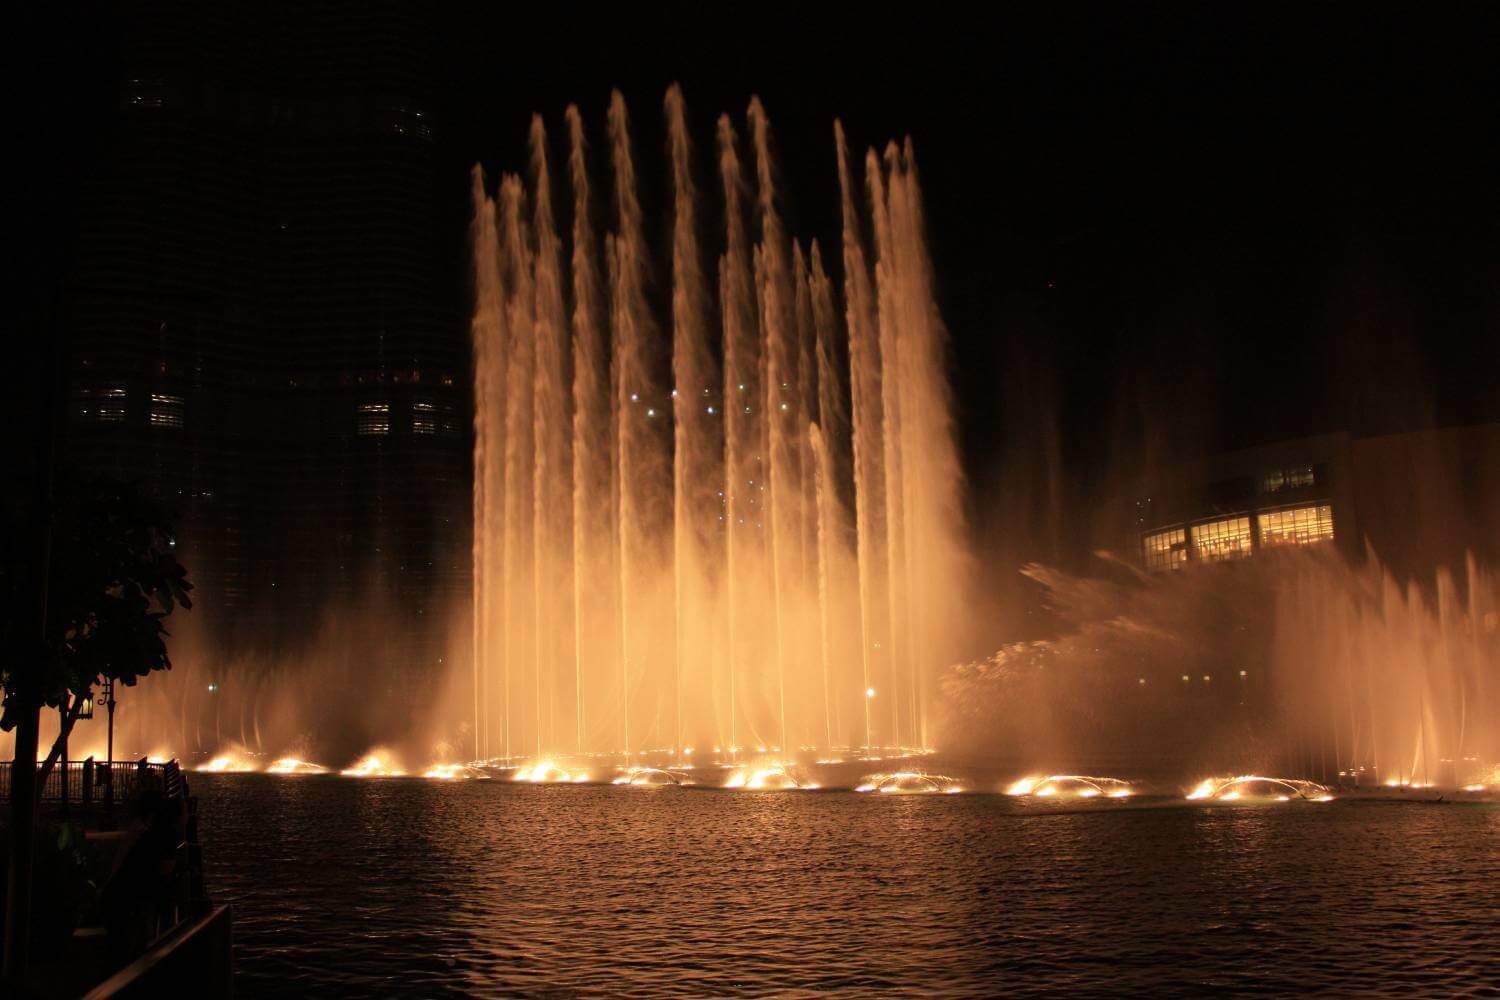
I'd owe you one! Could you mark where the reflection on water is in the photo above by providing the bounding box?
[196,775,1500,997]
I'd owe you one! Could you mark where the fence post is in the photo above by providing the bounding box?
[82,757,94,804]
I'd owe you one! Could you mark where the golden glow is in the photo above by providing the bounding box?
[1006,775,1134,799]
[723,765,815,790]
[856,771,961,794]
[1143,526,1187,571]
[1187,776,1333,802]
[267,757,329,775]
[341,752,404,777]
[196,752,258,773]
[513,761,589,783]
[612,767,691,786]
[1258,504,1335,548]
[1192,515,1252,563]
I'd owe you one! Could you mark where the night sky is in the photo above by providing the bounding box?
[15,3,1499,540]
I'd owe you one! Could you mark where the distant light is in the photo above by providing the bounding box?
[671,389,679,397]
[646,408,656,417]
[630,393,639,402]
[1181,675,1190,683]
[706,406,715,414]
[1138,678,1146,685]
[779,403,788,411]
[1239,670,1248,677]
[866,687,876,698]
[207,683,218,693]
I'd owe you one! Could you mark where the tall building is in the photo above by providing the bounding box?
[63,2,467,684]
[1108,423,1500,580]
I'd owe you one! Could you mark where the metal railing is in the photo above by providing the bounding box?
[0,757,186,804]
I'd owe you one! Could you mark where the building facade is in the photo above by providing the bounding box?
[1118,424,1500,579]
[63,1,468,680]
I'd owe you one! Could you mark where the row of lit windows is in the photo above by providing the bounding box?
[1143,504,1334,570]
[1260,465,1315,494]
[149,393,185,429]
[1193,515,1253,563]
[1258,504,1335,548]
[357,401,458,437]
[76,388,186,429]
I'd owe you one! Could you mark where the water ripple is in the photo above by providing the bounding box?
[194,776,1500,997]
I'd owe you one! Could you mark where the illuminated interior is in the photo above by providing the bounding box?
[1257,504,1334,548]
[1142,526,1188,571]
[1191,515,1252,563]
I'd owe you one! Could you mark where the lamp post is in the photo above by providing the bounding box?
[103,677,116,825]
[59,692,94,814]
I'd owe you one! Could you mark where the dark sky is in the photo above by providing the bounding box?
[17,3,1499,515]
[434,4,1498,497]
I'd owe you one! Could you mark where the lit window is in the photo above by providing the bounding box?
[148,392,184,430]
[1258,504,1334,548]
[1191,515,1252,563]
[1261,465,1315,494]
[74,386,127,423]
[1143,526,1188,571]
[357,402,390,436]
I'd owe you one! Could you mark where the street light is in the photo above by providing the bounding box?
[103,676,117,826]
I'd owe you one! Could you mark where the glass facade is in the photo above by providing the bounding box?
[356,402,390,436]
[148,392,185,429]
[1191,515,1253,563]
[1258,504,1335,548]
[1143,526,1188,571]
[1260,465,1315,494]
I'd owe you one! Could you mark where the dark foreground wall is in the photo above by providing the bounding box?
[82,904,232,1000]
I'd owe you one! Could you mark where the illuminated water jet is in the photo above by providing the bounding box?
[1006,775,1133,799]
[855,771,962,794]
[469,89,967,763]
[423,763,489,780]
[723,764,816,790]
[1187,776,1334,803]
[196,750,259,773]
[612,767,693,786]
[513,760,589,783]
[267,758,330,775]
[341,753,405,778]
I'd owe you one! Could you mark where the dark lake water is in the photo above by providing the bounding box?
[193,773,1500,997]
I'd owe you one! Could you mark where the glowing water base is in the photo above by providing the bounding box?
[469,87,967,763]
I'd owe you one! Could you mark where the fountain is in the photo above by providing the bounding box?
[942,547,1498,790]
[469,87,968,764]
[855,771,963,794]
[267,758,330,775]
[1187,776,1335,803]
[1006,775,1134,799]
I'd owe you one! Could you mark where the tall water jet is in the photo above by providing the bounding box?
[470,89,967,761]
[530,117,571,757]
[666,85,719,762]
[718,114,760,755]
[836,122,883,749]
[566,105,611,754]
[499,177,537,759]
[606,92,664,759]
[750,97,797,752]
